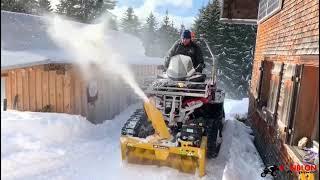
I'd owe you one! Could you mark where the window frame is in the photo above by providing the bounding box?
[257,0,283,24]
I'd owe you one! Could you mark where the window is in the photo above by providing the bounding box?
[258,0,283,23]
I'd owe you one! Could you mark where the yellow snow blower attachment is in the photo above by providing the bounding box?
[120,101,207,177]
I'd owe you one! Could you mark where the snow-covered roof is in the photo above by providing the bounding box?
[1,50,72,71]
[1,10,163,70]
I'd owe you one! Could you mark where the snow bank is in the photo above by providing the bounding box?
[1,99,269,180]
[1,111,94,156]
[219,121,265,180]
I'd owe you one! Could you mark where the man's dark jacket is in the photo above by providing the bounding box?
[164,40,205,72]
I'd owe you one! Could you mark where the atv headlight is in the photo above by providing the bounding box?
[177,82,185,88]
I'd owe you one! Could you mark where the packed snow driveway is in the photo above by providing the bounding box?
[1,99,270,180]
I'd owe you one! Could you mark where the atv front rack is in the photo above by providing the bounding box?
[145,79,211,98]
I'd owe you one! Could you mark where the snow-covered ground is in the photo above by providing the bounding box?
[1,98,271,180]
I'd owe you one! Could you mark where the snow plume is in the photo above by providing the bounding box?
[45,14,148,102]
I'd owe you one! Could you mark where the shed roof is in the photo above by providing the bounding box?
[1,10,163,70]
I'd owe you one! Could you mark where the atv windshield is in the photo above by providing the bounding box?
[166,55,195,80]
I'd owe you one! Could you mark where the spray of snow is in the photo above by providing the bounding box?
[45,14,148,102]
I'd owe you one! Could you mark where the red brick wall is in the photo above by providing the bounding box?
[255,0,319,58]
[251,0,319,94]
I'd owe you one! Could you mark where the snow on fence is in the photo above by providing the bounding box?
[1,63,162,124]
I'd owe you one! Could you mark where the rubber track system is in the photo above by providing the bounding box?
[121,109,154,138]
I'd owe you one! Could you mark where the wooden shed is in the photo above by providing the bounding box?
[1,60,161,124]
[220,0,319,179]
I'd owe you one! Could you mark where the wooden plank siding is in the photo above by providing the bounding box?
[5,73,12,109]
[16,69,23,110]
[69,67,75,114]
[2,63,160,123]
[11,71,17,109]
[63,69,72,113]
[56,74,64,113]
[35,68,42,111]
[80,79,88,117]
[23,69,30,111]
[29,68,36,111]
[74,76,82,115]
[2,65,76,113]
[49,70,56,112]
[42,70,49,108]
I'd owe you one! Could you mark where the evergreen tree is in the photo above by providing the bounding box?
[23,0,39,14]
[56,0,80,19]
[56,0,115,23]
[142,12,158,56]
[92,0,116,21]
[157,10,180,57]
[1,0,17,12]
[120,7,141,35]
[39,0,52,14]
[162,10,170,27]
[1,0,39,14]
[193,0,257,99]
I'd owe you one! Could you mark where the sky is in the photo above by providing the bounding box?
[49,0,211,29]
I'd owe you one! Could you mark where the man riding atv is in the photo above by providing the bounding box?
[164,30,205,73]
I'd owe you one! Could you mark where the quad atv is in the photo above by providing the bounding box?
[120,38,225,177]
